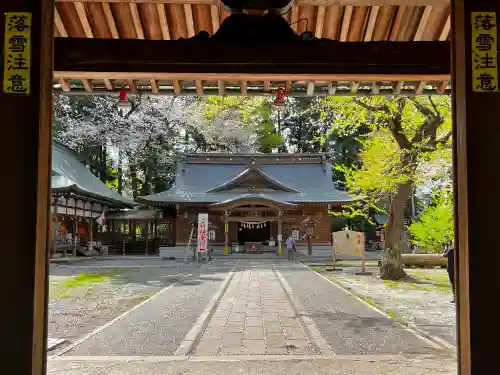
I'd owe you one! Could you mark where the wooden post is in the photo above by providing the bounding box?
[277,212,283,256]
[73,216,77,257]
[224,211,229,256]
[0,0,54,372]
[89,218,93,251]
[451,0,500,373]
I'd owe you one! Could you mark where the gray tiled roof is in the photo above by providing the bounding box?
[139,160,355,204]
[52,143,135,207]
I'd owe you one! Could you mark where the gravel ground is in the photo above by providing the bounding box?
[48,260,198,352]
[308,264,457,346]
[59,262,233,356]
[277,262,444,356]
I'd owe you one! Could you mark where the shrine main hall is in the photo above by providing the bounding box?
[139,152,354,256]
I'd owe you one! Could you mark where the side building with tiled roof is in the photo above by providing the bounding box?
[139,153,355,257]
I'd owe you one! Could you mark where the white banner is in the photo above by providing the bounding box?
[197,213,208,253]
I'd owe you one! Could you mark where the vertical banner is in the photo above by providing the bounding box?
[197,213,208,254]
[472,12,498,92]
[3,13,32,95]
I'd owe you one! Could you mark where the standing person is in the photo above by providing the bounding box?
[443,241,456,303]
[286,234,295,261]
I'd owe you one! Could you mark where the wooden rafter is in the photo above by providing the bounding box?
[437,80,449,93]
[54,8,68,37]
[393,80,404,94]
[315,6,326,38]
[306,81,315,96]
[290,5,299,33]
[195,80,204,96]
[59,78,71,91]
[414,5,432,41]
[389,5,406,41]
[82,78,93,92]
[156,4,171,39]
[328,81,337,95]
[218,79,225,95]
[240,80,248,96]
[263,80,271,93]
[439,15,451,41]
[74,2,94,38]
[285,80,293,93]
[184,4,196,37]
[150,79,159,93]
[127,79,137,92]
[104,78,114,91]
[350,81,360,94]
[173,80,181,94]
[102,3,119,38]
[364,6,379,41]
[371,82,380,94]
[129,3,145,39]
[211,4,220,33]
[415,81,426,94]
[55,0,451,6]
[339,6,353,42]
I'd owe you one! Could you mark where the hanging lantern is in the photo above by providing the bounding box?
[117,89,132,113]
[273,88,286,109]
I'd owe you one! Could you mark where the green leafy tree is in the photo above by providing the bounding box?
[324,96,452,280]
[409,192,454,253]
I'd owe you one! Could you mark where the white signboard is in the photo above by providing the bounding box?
[332,230,364,257]
[197,213,208,253]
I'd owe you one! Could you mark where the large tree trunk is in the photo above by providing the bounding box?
[117,148,123,195]
[380,181,412,280]
[130,163,138,201]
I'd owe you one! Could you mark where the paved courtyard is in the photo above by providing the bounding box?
[47,257,457,374]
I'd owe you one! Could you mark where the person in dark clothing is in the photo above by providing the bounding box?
[444,242,455,303]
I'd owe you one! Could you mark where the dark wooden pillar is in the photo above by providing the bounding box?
[452,0,500,374]
[0,0,54,374]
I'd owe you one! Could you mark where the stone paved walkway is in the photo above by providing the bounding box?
[194,265,316,356]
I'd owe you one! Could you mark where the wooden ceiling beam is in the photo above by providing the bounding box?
[315,6,326,38]
[306,81,315,96]
[56,72,452,82]
[59,78,71,92]
[150,79,160,93]
[263,80,271,93]
[339,6,353,42]
[439,15,451,41]
[290,5,299,33]
[327,81,337,95]
[240,81,248,96]
[285,80,293,94]
[195,80,204,96]
[414,5,432,41]
[393,80,404,94]
[127,79,137,92]
[218,80,225,95]
[211,4,220,33]
[129,3,145,39]
[54,38,451,77]
[364,6,379,41]
[350,81,360,94]
[82,78,93,92]
[184,4,196,37]
[102,3,119,38]
[55,8,68,37]
[74,2,94,38]
[415,81,426,94]
[104,79,114,91]
[157,4,171,39]
[55,0,451,6]
[173,80,181,94]
[389,6,406,41]
[437,80,449,94]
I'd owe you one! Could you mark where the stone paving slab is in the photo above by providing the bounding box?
[194,265,314,356]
